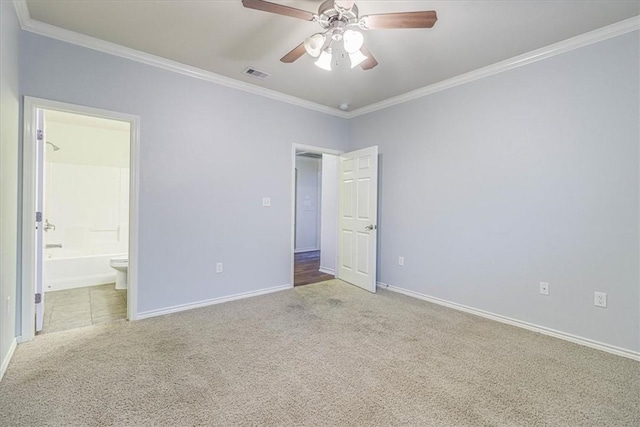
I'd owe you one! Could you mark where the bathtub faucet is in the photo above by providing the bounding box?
[44,219,56,232]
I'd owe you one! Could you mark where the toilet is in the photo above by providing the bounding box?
[110,255,128,290]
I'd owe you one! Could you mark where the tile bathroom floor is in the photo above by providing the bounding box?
[41,284,127,334]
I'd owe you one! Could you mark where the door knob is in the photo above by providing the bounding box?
[365,224,377,231]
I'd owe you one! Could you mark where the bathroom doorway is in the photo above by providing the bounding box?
[21,97,140,341]
[40,110,130,333]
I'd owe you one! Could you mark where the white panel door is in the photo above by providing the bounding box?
[35,109,46,332]
[337,146,378,293]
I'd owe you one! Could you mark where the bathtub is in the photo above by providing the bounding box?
[44,253,126,292]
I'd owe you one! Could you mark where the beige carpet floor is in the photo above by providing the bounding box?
[1,280,638,426]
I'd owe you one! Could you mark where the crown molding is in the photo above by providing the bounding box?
[13,1,638,120]
[12,1,349,119]
[345,16,640,119]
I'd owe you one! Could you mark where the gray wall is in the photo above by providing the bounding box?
[20,32,348,316]
[348,32,640,352]
[0,1,20,374]
[320,153,339,273]
[295,156,321,252]
[11,22,640,354]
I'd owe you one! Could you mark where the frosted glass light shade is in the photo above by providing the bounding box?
[304,33,326,58]
[349,50,368,68]
[343,30,364,54]
[315,49,333,71]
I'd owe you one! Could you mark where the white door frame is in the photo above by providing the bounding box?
[20,96,141,342]
[290,144,343,287]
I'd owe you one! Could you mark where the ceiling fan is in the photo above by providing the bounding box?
[241,0,437,71]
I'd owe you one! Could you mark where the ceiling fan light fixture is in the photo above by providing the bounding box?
[304,33,326,58]
[315,49,333,71]
[349,50,368,69]
[342,29,364,54]
[244,0,439,72]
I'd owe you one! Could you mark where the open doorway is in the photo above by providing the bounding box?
[291,144,380,293]
[292,145,341,286]
[39,110,130,333]
[21,97,139,342]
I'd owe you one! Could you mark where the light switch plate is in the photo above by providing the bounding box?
[262,197,271,207]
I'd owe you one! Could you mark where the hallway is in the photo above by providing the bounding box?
[294,251,334,286]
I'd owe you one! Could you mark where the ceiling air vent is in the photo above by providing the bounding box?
[243,67,270,80]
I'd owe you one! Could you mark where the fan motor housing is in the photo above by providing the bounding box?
[317,0,359,29]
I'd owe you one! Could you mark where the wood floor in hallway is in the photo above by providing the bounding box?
[294,250,335,286]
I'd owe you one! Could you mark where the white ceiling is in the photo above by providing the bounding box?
[25,1,640,111]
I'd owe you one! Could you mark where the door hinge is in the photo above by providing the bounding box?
[37,129,44,141]
[35,293,42,304]
[36,211,42,223]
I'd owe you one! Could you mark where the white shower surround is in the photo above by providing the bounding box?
[44,163,129,257]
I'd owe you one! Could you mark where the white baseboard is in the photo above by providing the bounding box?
[137,284,293,320]
[294,248,319,254]
[318,266,335,276]
[377,282,640,362]
[0,338,17,381]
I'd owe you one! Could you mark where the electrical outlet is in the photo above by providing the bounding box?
[594,292,607,308]
[539,282,549,296]
[6,296,10,313]
[262,197,271,207]
[398,256,404,266]
[216,262,223,273]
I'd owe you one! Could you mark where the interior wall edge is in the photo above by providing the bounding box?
[1,0,21,379]
[0,338,17,381]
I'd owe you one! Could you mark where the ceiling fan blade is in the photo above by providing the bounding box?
[280,42,307,63]
[360,11,437,29]
[359,46,378,71]
[242,0,315,21]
